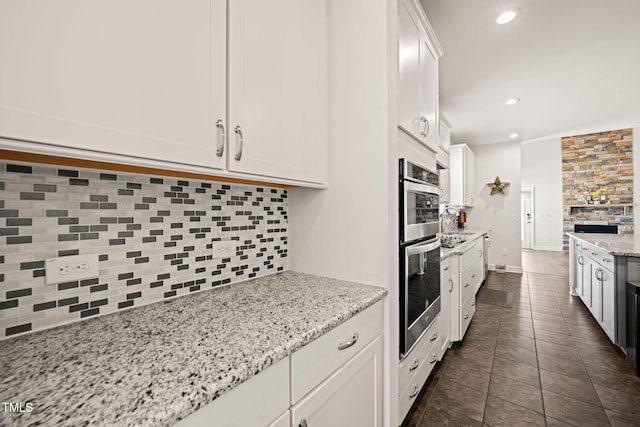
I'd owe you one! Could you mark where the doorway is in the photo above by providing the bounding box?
[521,189,534,249]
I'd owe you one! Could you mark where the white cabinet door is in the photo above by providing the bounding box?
[398,0,422,142]
[439,264,452,357]
[0,0,226,170]
[291,336,383,427]
[600,267,616,342]
[419,33,438,152]
[439,116,451,153]
[589,259,602,320]
[398,0,439,151]
[439,168,450,204]
[227,0,327,184]
[575,252,585,297]
[464,148,476,206]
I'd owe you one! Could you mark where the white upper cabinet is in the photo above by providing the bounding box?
[227,0,328,184]
[0,0,226,170]
[398,0,442,153]
[0,0,328,186]
[449,144,476,207]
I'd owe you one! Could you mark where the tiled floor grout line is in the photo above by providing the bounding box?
[526,273,551,427]
[480,302,502,424]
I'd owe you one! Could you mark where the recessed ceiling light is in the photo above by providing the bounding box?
[505,98,520,105]
[510,133,519,138]
[496,8,520,25]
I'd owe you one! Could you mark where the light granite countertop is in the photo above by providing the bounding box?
[441,229,491,259]
[566,232,640,257]
[0,271,387,427]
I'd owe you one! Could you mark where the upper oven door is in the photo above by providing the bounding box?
[402,180,440,243]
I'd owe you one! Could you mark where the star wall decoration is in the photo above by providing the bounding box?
[487,176,509,195]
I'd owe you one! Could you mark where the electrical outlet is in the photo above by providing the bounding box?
[212,241,236,259]
[45,254,99,285]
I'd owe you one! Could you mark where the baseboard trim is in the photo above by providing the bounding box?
[488,264,523,274]
[531,245,563,252]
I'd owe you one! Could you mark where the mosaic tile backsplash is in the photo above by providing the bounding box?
[0,161,288,339]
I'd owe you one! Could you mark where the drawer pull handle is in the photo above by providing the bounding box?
[471,274,476,278]
[443,265,450,271]
[430,355,438,364]
[464,282,470,288]
[338,333,359,350]
[409,358,419,371]
[464,313,470,319]
[299,419,308,427]
[604,259,612,263]
[409,384,419,398]
[449,279,453,292]
[430,332,438,341]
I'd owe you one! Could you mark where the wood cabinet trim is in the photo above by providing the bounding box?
[0,149,293,188]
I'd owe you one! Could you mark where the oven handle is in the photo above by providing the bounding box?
[406,238,441,256]
[404,180,440,197]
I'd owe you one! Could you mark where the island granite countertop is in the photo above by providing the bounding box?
[0,271,387,427]
[566,232,640,257]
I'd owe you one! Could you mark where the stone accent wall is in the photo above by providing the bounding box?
[562,129,633,245]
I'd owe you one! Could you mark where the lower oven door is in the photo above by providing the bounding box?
[400,237,441,357]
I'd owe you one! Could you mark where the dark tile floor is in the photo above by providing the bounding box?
[402,251,640,427]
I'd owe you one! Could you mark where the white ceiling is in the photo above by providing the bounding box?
[420,0,640,146]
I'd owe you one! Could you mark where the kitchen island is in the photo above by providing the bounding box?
[567,232,640,350]
[0,271,386,427]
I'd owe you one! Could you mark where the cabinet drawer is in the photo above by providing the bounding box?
[460,241,478,270]
[291,301,383,403]
[399,316,440,394]
[460,263,476,304]
[399,344,439,424]
[592,249,614,271]
[460,295,476,339]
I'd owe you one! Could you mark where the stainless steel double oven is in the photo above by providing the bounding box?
[399,159,441,358]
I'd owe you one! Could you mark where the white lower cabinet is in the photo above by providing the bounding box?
[292,335,383,427]
[569,237,617,345]
[177,301,384,427]
[449,240,479,342]
[398,317,440,424]
[439,257,452,358]
[175,356,290,427]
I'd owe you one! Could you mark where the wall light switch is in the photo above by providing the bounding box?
[212,241,236,259]
[45,254,99,285]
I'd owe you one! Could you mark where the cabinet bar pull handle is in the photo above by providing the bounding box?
[471,274,476,279]
[215,119,225,157]
[234,125,244,160]
[299,419,308,427]
[464,282,470,288]
[471,301,476,306]
[430,355,438,364]
[464,313,470,319]
[430,332,438,341]
[449,279,453,292]
[443,265,449,271]
[338,333,359,350]
[409,358,419,371]
[409,384,419,398]
[479,249,483,258]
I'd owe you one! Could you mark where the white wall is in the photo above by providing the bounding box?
[467,142,522,272]
[288,1,399,425]
[521,138,563,250]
